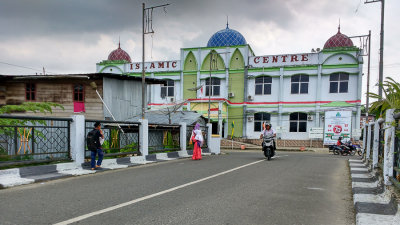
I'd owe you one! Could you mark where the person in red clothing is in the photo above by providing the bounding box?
[337,136,343,146]
[191,123,203,160]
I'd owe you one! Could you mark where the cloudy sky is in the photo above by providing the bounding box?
[0,0,399,103]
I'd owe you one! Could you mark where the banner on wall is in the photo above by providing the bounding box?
[323,111,352,145]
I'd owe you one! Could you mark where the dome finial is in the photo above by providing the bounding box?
[226,15,229,29]
[118,36,121,48]
[338,18,341,33]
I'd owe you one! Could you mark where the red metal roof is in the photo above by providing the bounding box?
[107,43,131,62]
[323,28,354,49]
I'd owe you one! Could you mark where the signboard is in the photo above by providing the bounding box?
[324,111,352,145]
[309,127,323,139]
[249,53,318,68]
[128,60,180,73]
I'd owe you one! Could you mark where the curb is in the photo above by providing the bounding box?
[0,150,214,189]
[348,159,400,225]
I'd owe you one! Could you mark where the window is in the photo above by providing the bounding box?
[161,80,174,98]
[289,112,307,132]
[329,73,349,93]
[255,76,272,95]
[25,83,36,101]
[205,78,220,96]
[291,75,309,94]
[73,84,84,102]
[254,112,271,132]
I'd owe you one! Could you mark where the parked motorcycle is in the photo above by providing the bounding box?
[262,134,275,160]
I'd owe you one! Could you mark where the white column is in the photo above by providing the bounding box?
[139,119,148,156]
[207,123,212,148]
[372,121,380,168]
[70,115,85,165]
[366,123,372,161]
[179,122,187,151]
[384,109,395,185]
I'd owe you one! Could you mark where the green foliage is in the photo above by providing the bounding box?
[368,77,400,118]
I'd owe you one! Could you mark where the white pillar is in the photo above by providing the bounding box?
[372,121,380,168]
[179,122,187,151]
[366,123,372,161]
[139,119,148,156]
[384,109,395,185]
[70,115,85,165]
[207,123,212,148]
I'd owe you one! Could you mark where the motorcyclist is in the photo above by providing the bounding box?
[260,123,276,156]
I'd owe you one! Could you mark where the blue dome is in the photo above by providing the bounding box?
[207,25,247,47]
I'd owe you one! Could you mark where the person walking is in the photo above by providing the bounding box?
[191,123,203,160]
[88,121,104,170]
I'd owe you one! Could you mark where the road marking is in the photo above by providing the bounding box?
[53,159,265,225]
[306,187,325,191]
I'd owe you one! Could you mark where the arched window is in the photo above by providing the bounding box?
[161,80,174,98]
[289,112,307,132]
[254,112,270,132]
[291,75,309,94]
[73,84,84,102]
[255,76,272,95]
[205,78,220,96]
[329,73,349,93]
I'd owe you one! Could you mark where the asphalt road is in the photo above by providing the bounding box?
[0,151,355,225]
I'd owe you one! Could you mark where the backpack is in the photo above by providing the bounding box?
[87,129,98,151]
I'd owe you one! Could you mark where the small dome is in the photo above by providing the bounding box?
[207,24,247,47]
[324,27,354,49]
[108,42,131,62]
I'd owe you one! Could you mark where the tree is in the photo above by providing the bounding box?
[368,77,400,118]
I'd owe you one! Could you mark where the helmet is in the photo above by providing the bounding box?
[265,123,271,128]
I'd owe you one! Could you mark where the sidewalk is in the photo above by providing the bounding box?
[0,149,214,189]
[348,158,400,225]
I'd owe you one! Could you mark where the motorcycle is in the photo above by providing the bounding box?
[262,134,275,160]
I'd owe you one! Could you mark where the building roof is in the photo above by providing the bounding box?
[323,27,354,49]
[0,73,166,84]
[127,110,205,125]
[207,24,247,47]
[108,42,132,62]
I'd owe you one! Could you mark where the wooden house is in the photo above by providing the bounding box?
[0,73,166,120]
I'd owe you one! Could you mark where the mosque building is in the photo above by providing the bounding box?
[96,24,363,141]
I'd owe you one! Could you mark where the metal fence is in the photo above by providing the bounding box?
[392,114,400,187]
[378,123,385,168]
[85,120,140,158]
[0,115,72,164]
[369,124,375,161]
[148,124,180,153]
[186,125,208,150]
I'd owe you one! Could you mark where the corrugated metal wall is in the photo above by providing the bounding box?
[103,77,146,121]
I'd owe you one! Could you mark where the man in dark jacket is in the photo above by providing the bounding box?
[91,122,104,170]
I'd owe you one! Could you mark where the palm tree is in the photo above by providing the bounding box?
[368,77,400,118]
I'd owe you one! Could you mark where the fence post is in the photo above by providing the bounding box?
[139,119,148,156]
[70,115,85,165]
[384,109,395,185]
[366,123,372,161]
[373,121,380,168]
[207,123,212,148]
[179,122,187,151]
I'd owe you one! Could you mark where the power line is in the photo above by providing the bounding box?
[0,61,57,74]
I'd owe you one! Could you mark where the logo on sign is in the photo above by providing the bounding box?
[333,125,342,134]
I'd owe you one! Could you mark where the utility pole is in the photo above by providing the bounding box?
[365,0,385,99]
[142,2,170,119]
